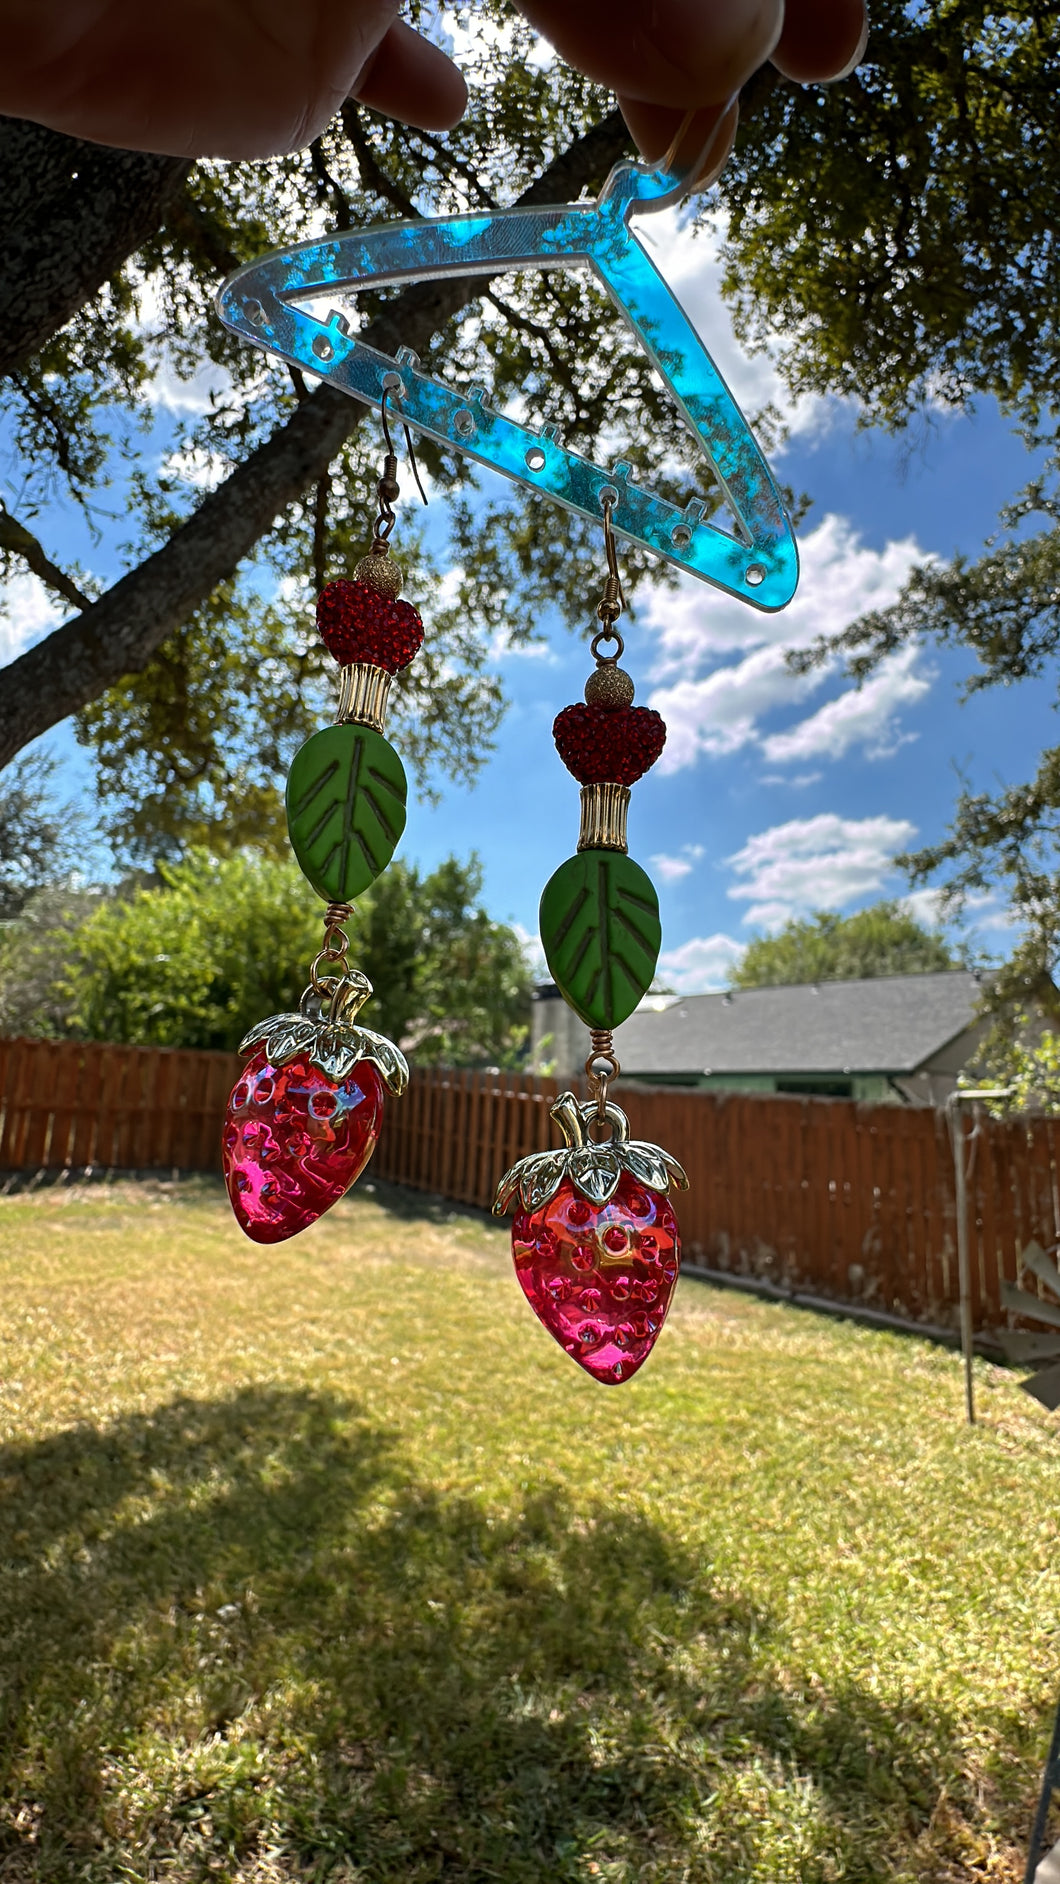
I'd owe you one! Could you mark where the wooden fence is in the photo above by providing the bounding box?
[0,1035,240,1174]
[5,1035,1060,1331]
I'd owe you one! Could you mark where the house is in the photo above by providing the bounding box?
[531,971,988,1106]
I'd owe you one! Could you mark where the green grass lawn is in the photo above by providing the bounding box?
[1,1177,1058,1883]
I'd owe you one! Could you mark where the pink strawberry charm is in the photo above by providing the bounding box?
[494,1092,688,1384]
[223,970,407,1244]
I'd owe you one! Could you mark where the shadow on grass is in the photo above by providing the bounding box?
[0,1386,1024,1881]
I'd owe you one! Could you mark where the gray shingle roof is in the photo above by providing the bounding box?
[613,971,983,1076]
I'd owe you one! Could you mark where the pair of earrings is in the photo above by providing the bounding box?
[221,408,688,1386]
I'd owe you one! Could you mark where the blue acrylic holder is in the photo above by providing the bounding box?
[218,153,798,611]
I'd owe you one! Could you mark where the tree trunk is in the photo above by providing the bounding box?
[0,117,190,376]
[0,111,630,771]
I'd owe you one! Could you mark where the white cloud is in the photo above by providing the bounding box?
[441,8,552,67]
[133,270,236,415]
[0,572,64,664]
[651,644,825,770]
[657,932,744,993]
[146,353,232,416]
[650,843,704,882]
[901,885,1014,941]
[513,922,547,978]
[638,209,829,445]
[761,646,932,764]
[643,514,932,771]
[727,813,916,930]
[646,512,927,668]
[161,445,232,491]
[900,887,947,929]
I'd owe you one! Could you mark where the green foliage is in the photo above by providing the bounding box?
[18,10,689,853]
[66,851,322,1050]
[8,1,1060,959]
[0,885,104,1038]
[59,849,531,1062]
[721,0,1060,429]
[540,850,661,1027]
[732,901,958,988]
[968,1020,1060,1116]
[1,1180,1057,1881]
[724,2,1060,1016]
[0,753,81,919]
[286,723,407,902]
[367,854,533,1065]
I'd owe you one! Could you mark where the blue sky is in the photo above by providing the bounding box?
[407,210,1052,985]
[1,201,1052,991]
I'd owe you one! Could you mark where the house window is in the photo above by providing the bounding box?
[775,1077,854,1098]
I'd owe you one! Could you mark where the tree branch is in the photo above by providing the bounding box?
[0,110,632,771]
[340,103,422,219]
[0,118,190,377]
[0,503,92,610]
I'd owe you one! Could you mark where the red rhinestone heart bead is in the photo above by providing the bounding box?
[553,702,666,786]
[222,1048,385,1243]
[316,579,424,673]
[512,1171,680,1383]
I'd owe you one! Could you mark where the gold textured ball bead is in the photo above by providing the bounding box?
[585,664,635,708]
[354,551,403,599]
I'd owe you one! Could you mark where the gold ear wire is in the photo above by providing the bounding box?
[379,381,428,510]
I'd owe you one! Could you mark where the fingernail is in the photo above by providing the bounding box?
[827,13,870,82]
[682,97,740,187]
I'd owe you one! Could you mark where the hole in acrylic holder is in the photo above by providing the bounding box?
[245,299,268,328]
[745,563,766,587]
[312,335,334,362]
[525,445,547,471]
[671,525,692,550]
[454,409,475,437]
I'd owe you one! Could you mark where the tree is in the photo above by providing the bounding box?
[0,24,695,857]
[2,2,1058,933]
[0,753,97,1036]
[368,855,534,1065]
[715,0,1060,1018]
[0,752,79,918]
[65,852,324,1049]
[732,902,958,989]
[60,848,532,1060]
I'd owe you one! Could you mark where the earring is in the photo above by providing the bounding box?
[493,496,689,1383]
[221,377,425,1244]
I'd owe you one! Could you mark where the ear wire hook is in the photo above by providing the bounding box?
[590,490,626,663]
[380,381,428,506]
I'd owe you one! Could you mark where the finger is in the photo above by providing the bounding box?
[518,0,784,108]
[351,16,468,129]
[770,0,869,83]
[618,97,739,185]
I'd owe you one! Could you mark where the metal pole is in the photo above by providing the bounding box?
[946,1089,1010,1428]
[1024,1690,1060,1884]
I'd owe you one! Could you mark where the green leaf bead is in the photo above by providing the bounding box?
[539,850,661,1029]
[286,723,407,902]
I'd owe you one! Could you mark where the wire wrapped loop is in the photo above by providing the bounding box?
[309,900,355,992]
[585,1026,621,1120]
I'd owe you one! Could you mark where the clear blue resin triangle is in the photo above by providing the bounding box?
[217,157,798,611]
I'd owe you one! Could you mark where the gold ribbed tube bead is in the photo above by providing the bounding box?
[577,781,630,853]
[337,661,393,732]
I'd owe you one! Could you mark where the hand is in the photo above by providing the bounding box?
[0,0,867,166]
[523,0,869,186]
